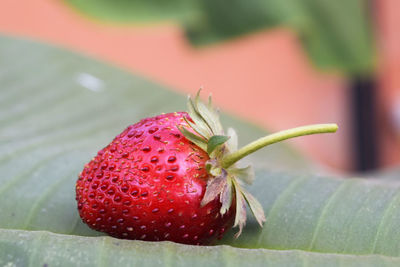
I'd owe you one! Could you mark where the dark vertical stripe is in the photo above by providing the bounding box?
[351,77,379,171]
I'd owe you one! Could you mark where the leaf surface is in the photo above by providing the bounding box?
[1,229,399,267]
[0,35,398,265]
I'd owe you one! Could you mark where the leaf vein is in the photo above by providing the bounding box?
[22,171,76,229]
[256,175,309,246]
[371,187,400,254]
[0,151,67,198]
[307,179,350,250]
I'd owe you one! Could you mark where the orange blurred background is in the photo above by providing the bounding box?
[0,0,399,173]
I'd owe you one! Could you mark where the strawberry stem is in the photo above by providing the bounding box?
[221,123,338,169]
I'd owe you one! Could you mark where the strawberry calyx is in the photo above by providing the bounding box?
[178,90,265,237]
[178,90,339,238]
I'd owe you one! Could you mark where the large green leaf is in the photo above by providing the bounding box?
[1,36,399,265]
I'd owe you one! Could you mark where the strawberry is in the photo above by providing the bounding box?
[76,90,338,245]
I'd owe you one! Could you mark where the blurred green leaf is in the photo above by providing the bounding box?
[63,0,375,75]
[188,0,375,75]
[64,0,199,22]
[0,36,397,265]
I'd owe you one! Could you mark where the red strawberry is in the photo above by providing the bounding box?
[76,112,234,244]
[76,90,338,245]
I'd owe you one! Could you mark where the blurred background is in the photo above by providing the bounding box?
[0,0,399,174]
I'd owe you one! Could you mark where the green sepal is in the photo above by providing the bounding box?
[194,90,223,135]
[241,188,266,227]
[220,176,233,215]
[200,169,227,207]
[209,166,222,177]
[186,99,212,138]
[232,178,247,238]
[207,135,230,154]
[177,126,207,151]
[205,159,222,177]
[205,162,212,173]
[229,165,254,185]
[226,127,238,152]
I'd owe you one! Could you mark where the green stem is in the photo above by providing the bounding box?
[221,123,338,168]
